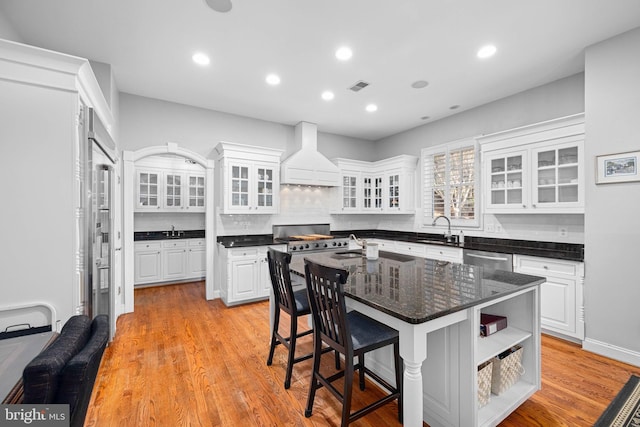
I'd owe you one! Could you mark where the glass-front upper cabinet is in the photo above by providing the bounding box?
[342,174,358,209]
[332,156,417,214]
[480,114,584,214]
[136,170,160,210]
[164,172,183,209]
[486,150,528,209]
[256,167,275,208]
[230,165,250,208]
[134,156,206,213]
[387,173,400,210]
[214,142,282,214]
[531,142,582,208]
[362,175,383,211]
[187,173,206,211]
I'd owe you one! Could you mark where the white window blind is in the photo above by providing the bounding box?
[422,138,479,227]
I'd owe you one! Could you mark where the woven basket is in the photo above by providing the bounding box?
[491,345,525,395]
[478,361,493,407]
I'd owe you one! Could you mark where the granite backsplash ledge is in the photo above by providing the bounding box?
[332,229,584,262]
[214,229,584,261]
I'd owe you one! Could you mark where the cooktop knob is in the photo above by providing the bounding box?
[332,242,337,246]
[305,244,309,248]
[323,243,328,248]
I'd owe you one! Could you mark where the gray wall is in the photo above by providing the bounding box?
[375,73,585,158]
[374,73,586,244]
[583,27,640,362]
[119,93,374,161]
[0,11,21,41]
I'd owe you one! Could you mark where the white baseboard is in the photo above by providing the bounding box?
[583,338,640,367]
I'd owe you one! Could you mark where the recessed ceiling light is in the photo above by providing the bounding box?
[449,105,460,110]
[192,52,210,66]
[335,46,353,61]
[420,116,430,120]
[265,74,281,85]
[204,0,232,13]
[365,104,378,113]
[477,44,497,59]
[411,80,429,89]
[321,91,335,101]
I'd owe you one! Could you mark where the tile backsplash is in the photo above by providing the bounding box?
[137,186,584,244]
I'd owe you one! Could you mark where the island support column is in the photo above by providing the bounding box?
[398,324,428,427]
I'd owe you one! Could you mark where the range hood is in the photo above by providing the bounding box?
[280,121,341,186]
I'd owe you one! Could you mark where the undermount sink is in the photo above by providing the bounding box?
[332,251,363,259]
[416,238,459,246]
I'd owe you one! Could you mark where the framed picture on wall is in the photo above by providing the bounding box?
[595,150,640,184]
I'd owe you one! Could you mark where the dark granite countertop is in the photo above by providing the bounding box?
[289,250,545,324]
[216,234,279,248]
[215,229,584,261]
[134,230,205,241]
[333,229,584,262]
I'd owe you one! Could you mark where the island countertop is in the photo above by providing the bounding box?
[289,250,545,325]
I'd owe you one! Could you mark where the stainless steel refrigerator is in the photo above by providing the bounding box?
[81,107,117,338]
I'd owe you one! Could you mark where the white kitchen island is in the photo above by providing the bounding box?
[289,250,544,427]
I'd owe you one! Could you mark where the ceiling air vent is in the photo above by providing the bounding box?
[348,80,370,92]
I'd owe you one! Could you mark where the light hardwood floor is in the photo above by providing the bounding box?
[85,282,640,426]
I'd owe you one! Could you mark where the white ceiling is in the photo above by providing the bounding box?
[2,1,640,141]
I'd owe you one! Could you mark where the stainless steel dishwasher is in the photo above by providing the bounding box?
[463,249,513,271]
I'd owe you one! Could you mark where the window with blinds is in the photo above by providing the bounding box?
[422,138,479,227]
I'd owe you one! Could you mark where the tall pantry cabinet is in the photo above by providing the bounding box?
[0,40,117,332]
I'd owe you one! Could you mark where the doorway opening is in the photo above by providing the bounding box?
[121,143,215,315]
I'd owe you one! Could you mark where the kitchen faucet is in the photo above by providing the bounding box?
[349,233,367,249]
[432,215,453,242]
[171,225,175,237]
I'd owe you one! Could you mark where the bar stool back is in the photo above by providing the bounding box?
[266,248,314,389]
[303,259,402,426]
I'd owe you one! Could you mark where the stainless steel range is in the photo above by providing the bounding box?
[273,224,350,254]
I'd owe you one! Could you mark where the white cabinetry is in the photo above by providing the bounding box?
[162,240,187,280]
[371,239,463,263]
[134,242,162,284]
[514,255,584,340]
[332,155,418,214]
[134,238,206,285]
[425,245,463,263]
[461,286,540,427]
[187,239,206,277]
[135,157,206,212]
[214,142,283,214]
[219,243,287,306]
[479,114,585,214]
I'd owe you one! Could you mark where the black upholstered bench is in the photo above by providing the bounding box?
[22,315,109,427]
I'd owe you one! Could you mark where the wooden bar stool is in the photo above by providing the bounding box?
[303,259,403,426]
[266,249,338,389]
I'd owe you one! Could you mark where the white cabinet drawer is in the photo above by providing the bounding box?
[373,239,395,252]
[425,245,463,263]
[515,256,578,276]
[162,240,187,249]
[228,247,258,258]
[135,241,162,250]
[189,238,205,247]
[394,241,427,257]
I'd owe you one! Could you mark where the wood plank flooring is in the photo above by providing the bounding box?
[85,282,640,426]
